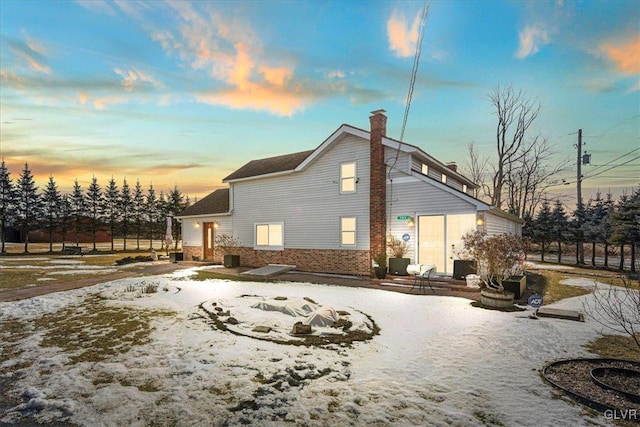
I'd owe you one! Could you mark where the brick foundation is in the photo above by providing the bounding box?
[183,246,202,261]
[238,247,371,276]
[182,245,371,276]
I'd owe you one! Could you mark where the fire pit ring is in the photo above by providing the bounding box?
[591,367,640,403]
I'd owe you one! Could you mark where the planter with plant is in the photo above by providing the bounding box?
[452,244,476,280]
[387,235,410,276]
[462,231,527,308]
[214,234,242,268]
[372,252,387,279]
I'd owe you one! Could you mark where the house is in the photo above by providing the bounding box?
[177,110,523,276]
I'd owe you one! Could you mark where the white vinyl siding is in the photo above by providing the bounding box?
[341,217,356,246]
[255,222,284,249]
[485,212,522,235]
[386,179,478,263]
[180,216,232,247]
[231,133,370,251]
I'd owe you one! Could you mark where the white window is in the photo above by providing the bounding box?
[255,222,283,249]
[462,184,468,193]
[341,217,356,246]
[340,162,356,193]
[421,163,429,175]
[441,174,447,184]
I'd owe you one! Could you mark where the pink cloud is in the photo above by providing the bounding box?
[195,83,304,116]
[600,34,640,75]
[154,2,305,115]
[259,66,292,87]
[387,9,421,58]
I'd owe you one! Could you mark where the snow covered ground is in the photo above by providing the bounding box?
[0,266,626,426]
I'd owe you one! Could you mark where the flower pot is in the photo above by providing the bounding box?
[480,288,515,309]
[502,275,526,299]
[388,258,410,276]
[223,254,240,268]
[373,266,387,279]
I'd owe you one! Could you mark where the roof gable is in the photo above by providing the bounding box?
[178,188,229,217]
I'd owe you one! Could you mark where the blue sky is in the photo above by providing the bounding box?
[1,0,638,206]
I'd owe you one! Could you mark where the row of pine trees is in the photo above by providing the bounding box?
[523,185,640,273]
[0,161,191,254]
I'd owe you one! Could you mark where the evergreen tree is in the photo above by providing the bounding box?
[570,202,587,265]
[132,180,144,250]
[166,185,188,249]
[120,178,132,251]
[533,199,553,262]
[603,192,615,268]
[86,176,103,251]
[59,194,72,251]
[42,175,62,252]
[157,190,167,250]
[15,162,41,253]
[145,183,157,250]
[104,177,119,251]
[584,193,610,267]
[550,199,569,264]
[0,160,16,254]
[611,187,640,273]
[71,179,85,245]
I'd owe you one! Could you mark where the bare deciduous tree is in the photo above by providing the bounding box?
[488,85,541,209]
[505,136,567,218]
[462,142,490,200]
[583,278,640,352]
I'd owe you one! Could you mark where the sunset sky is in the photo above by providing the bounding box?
[1,0,638,207]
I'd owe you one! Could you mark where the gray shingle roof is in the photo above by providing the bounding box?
[223,150,315,182]
[178,188,229,217]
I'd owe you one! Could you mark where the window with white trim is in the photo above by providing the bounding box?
[255,222,283,249]
[421,163,429,175]
[441,174,447,184]
[341,217,356,246]
[340,162,356,193]
[462,184,468,193]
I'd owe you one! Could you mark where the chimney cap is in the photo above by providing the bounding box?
[370,109,386,116]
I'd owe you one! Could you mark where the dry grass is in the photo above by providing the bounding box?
[527,264,628,305]
[34,295,175,364]
[584,335,640,362]
[0,251,157,290]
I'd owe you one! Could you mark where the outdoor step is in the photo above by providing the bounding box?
[536,307,585,322]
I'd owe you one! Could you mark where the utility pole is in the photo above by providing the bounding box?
[575,129,585,265]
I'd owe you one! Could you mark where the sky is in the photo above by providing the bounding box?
[1,0,638,207]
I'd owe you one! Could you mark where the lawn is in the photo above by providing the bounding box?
[2,261,637,426]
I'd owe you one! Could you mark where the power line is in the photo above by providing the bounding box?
[399,1,430,143]
[587,114,640,138]
[583,155,640,180]
[585,147,640,175]
[388,0,429,236]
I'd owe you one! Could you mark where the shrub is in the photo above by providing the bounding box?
[462,231,526,289]
[387,235,409,258]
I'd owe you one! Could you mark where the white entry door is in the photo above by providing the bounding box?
[418,214,476,274]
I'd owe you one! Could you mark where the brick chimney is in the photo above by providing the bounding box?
[369,109,387,261]
[446,162,457,172]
